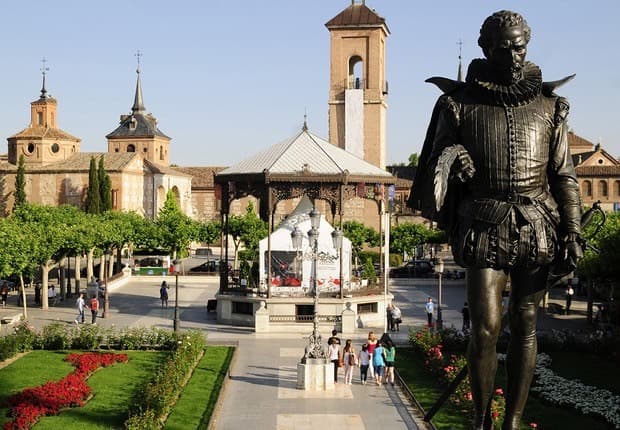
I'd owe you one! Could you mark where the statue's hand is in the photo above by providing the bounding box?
[452,149,475,182]
[565,234,584,270]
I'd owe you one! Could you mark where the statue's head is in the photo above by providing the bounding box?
[478,10,531,84]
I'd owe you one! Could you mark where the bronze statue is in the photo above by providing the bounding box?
[408,10,583,430]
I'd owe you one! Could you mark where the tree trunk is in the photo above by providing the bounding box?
[20,274,27,319]
[99,255,105,281]
[116,247,122,274]
[108,251,114,278]
[41,263,50,310]
[87,248,95,282]
[59,256,67,298]
[74,255,81,295]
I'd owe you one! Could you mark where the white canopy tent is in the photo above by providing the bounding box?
[259,196,351,297]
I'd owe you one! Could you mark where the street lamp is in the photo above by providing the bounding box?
[291,208,342,362]
[173,259,181,332]
[103,249,111,318]
[436,258,444,329]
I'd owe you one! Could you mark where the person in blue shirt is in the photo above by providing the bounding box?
[372,341,386,386]
[425,297,434,327]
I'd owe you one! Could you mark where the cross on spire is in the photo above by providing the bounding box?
[135,49,142,74]
[40,57,49,98]
[456,39,463,82]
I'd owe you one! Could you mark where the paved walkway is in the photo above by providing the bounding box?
[0,275,596,430]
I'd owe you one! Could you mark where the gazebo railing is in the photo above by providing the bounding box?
[269,314,342,323]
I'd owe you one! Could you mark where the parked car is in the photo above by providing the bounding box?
[389,260,434,278]
[444,269,466,280]
[194,247,214,259]
[189,261,219,273]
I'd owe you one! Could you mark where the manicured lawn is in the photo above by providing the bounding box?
[398,347,613,430]
[165,346,234,430]
[1,347,234,430]
[0,350,166,429]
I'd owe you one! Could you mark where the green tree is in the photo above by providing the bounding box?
[408,153,419,167]
[85,157,101,214]
[98,156,112,212]
[342,220,380,268]
[390,222,435,259]
[13,155,27,211]
[156,190,198,258]
[197,220,222,246]
[225,202,268,268]
[362,257,377,285]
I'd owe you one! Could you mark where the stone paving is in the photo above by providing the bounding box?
[0,274,594,429]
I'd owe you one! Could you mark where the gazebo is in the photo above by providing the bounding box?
[214,125,395,331]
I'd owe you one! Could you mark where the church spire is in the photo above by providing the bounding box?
[40,57,49,99]
[457,39,463,82]
[131,50,146,113]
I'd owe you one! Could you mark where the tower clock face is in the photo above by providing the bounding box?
[51,143,60,153]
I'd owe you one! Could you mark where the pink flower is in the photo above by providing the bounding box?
[495,388,504,396]
[529,423,538,428]
[465,392,473,401]
[491,411,500,419]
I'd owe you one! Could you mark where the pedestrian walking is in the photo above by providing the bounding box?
[391,304,402,331]
[343,339,356,385]
[461,302,471,331]
[74,293,85,324]
[387,303,394,331]
[425,297,434,327]
[367,331,378,379]
[358,344,371,385]
[160,281,169,308]
[89,295,99,324]
[565,283,574,315]
[327,337,341,383]
[1,282,8,307]
[384,340,396,386]
[373,341,386,386]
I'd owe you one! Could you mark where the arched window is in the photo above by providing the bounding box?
[160,145,164,160]
[615,181,620,197]
[127,144,135,152]
[348,55,363,89]
[582,180,592,197]
[599,180,608,197]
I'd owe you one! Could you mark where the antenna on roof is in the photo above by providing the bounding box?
[40,57,49,98]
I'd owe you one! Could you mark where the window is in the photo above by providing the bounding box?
[51,113,55,127]
[27,143,35,153]
[615,181,620,197]
[599,180,608,197]
[37,112,43,126]
[582,180,592,197]
[111,189,118,210]
[51,143,59,153]
[348,55,363,89]
[357,302,378,314]
[232,301,253,315]
[160,145,164,160]
[143,147,148,153]
[127,144,135,152]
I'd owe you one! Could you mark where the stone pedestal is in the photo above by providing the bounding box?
[296,358,334,390]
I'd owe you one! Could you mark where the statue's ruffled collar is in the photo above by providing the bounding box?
[466,59,542,106]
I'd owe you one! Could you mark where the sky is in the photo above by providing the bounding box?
[1,1,619,167]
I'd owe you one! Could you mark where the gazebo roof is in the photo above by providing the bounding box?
[215,128,394,184]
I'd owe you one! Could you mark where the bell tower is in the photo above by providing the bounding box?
[326,0,389,169]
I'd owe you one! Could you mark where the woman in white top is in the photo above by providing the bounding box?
[357,344,371,385]
[328,341,341,383]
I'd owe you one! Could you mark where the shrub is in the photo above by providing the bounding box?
[13,322,41,351]
[358,251,379,264]
[362,257,376,284]
[72,324,105,350]
[42,322,72,350]
[389,253,403,268]
[125,331,207,429]
[0,334,19,361]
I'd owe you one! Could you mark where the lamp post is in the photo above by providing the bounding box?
[103,249,111,318]
[436,258,444,329]
[291,207,342,362]
[173,259,181,332]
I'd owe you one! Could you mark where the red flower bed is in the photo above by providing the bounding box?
[3,352,128,430]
